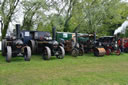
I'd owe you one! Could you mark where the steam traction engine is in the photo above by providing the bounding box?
[97,36,121,55]
[56,32,84,57]
[78,33,106,56]
[1,24,31,62]
[28,27,65,60]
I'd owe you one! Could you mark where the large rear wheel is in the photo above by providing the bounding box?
[42,46,51,60]
[56,46,65,59]
[29,40,36,54]
[2,39,7,56]
[6,46,12,62]
[24,46,31,61]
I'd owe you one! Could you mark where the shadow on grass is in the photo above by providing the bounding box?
[32,54,59,61]
[12,58,24,62]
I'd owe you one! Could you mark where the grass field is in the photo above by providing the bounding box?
[0,53,128,85]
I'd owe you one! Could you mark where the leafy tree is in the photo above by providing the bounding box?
[102,0,128,36]
[21,0,47,30]
[0,0,20,39]
[45,0,79,32]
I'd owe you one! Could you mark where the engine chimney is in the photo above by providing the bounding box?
[94,32,96,41]
[75,32,78,44]
[52,26,56,41]
[16,24,20,39]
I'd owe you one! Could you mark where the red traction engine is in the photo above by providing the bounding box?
[97,36,121,55]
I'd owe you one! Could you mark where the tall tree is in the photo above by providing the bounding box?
[45,0,79,32]
[0,0,20,39]
[21,0,47,30]
[72,0,121,35]
[102,0,128,35]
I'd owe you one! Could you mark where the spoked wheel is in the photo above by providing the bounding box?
[56,46,65,59]
[29,40,36,54]
[2,39,7,56]
[71,48,78,57]
[6,46,12,62]
[106,48,111,55]
[24,46,31,61]
[42,46,51,60]
[116,49,121,56]
[79,48,84,56]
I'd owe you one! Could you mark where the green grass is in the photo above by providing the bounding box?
[0,53,128,85]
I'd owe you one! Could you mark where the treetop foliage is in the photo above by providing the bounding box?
[0,0,128,38]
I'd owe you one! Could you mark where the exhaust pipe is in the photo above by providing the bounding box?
[114,33,120,42]
[52,27,56,41]
[94,32,96,47]
[16,24,20,39]
[94,32,96,41]
[75,32,78,44]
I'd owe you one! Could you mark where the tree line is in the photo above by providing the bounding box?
[0,0,128,39]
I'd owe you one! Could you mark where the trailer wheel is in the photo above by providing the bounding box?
[24,46,31,61]
[56,46,65,59]
[79,48,84,56]
[6,46,12,62]
[2,39,7,56]
[116,49,121,56]
[29,40,36,54]
[43,46,51,60]
[106,48,111,55]
[71,48,78,57]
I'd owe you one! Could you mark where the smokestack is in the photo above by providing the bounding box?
[75,32,78,43]
[114,35,117,41]
[115,33,120,41]
[94,32,96,41]
[52,26,56,41]
[93,32,96,47]
[16,24,20,39]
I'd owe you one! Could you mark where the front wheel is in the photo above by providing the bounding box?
[71,48,78,57]
[42,46,51,60]
[29,40,36,54]
[56,46,65,59]
[6,46,12,62]
[24,46,31,61]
